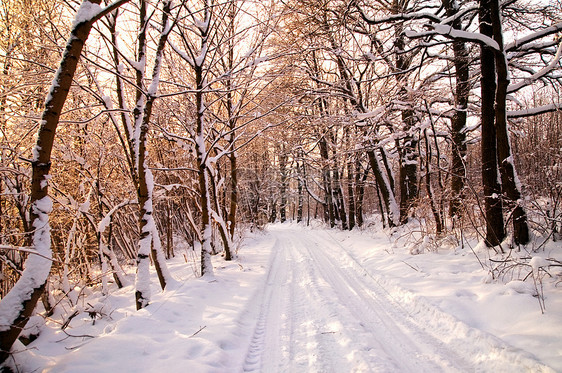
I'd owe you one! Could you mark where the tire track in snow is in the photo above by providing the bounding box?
[242,232,362,372]
[298,232,469,372]
[311,228,554,372]
[242,230,394,372]
[240,226,552,372]
[283,236,364,372]
[242,239,288,372]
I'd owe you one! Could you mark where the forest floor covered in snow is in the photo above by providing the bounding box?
[8,221,562,372]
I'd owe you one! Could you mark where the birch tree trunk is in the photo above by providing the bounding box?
[192,2,214,277]
[134,0,174,310]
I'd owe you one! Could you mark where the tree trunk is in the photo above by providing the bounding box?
[367,148,399,227]
[192,4,214,277]
[443,0,470,220]
[423,129,443,234]
[398,109,418,224]
[347,156,356,230]
[194,65,214,276]
[134,0,174,309]
[279,147,288,223]
[319,136,335,227]
[489,0,530,245]
[166,201,173,259]
[480,0,505,247]
[332,166,348,229]
[296,150,304,223]
[225,2,238,239]
[227,150,238,237]
[208,166,232,261]
[355,160,368,227]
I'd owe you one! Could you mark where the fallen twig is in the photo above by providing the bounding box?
[189,325,206,338]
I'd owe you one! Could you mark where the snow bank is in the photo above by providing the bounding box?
[9,234,273,372]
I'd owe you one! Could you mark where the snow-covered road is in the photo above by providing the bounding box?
[243,227,468,372]
[238,225,553,372]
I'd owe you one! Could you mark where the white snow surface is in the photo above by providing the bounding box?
[72,0,102,28]
[10,222,562,372]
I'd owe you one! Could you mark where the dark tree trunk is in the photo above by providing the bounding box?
[269,202,277,223]
[423,130,443,234]
[296,151,304,223]
[367,147,398,227]
[319,136,335,227]
[279,148,288,223]
[489,0,530,245]
[355,160,368,227]
[398,109,418,224]
[443,0,470,219]
[332,167,347,229]
[347,157,356,230]
[480,0,505,247]
[225,5,238,239]
[393,20,418,225]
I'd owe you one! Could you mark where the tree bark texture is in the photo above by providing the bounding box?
[279,148,288,223]
[443,0,470,219]
[367,148,398,227]
[134,0,174,309]
[489,0,530,245]
[319,136,336,227]
[398,109,419,224]
[479,0,505,247]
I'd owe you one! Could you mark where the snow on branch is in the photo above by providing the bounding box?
[0,245,59,263]
[354,107,386,122]
[72,1,102,28]
[405,25,500,51]
[74,0,132,28]
[506,22,562,52]
[357,6,441,24]
[507,103,562,118]
[169,40,195,67]
[97,199,137,234]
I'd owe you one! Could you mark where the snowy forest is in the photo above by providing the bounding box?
[0,0,561,371]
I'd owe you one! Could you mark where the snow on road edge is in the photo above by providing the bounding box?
[311,224,561,372]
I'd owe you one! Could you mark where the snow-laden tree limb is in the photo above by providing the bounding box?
[507,103,562,118]
[505,22,562,52]
[97,199,137,234]
[405,25,500,51]
[355,4,441,24]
